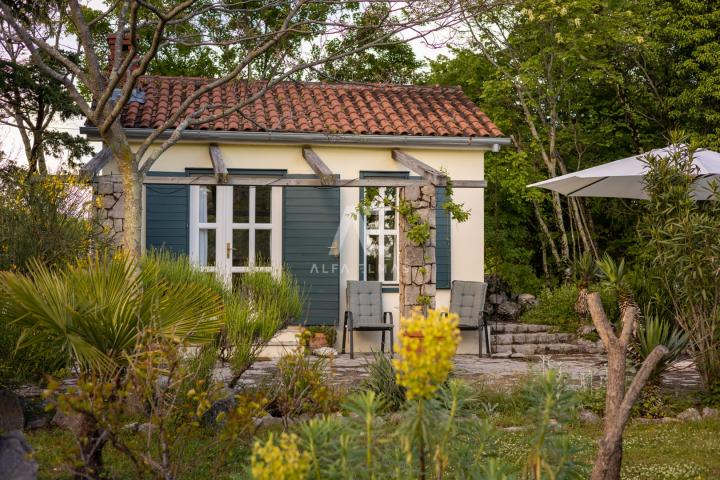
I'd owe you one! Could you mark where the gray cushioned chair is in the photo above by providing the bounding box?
[341,281,393,359]
[448,280,490,357]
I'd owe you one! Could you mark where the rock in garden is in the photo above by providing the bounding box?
[254,415,284,429]
[0,390,24,432]
[677,407,702,422]
[201,396,237,427]
[577,324,597,336]
[0,430,38,480]
[517,293,537,308]
[483,302,495,316]
[578,409,601,424]
[702,407,719,419]
[312,347,337,358]
[488,293,508,306]
[497,301,522,320]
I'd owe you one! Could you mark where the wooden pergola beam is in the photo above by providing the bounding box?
[134,174,485,188]
[209,144,229,183]
[302,147,336,186]
[392,149,447,186]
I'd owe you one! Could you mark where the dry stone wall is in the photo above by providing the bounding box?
[93,176,125,245]
[399,185,436,317]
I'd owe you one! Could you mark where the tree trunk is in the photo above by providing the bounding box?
[587,293,668,480]
[122,170,143,258]
[104,123,143,258]
[75,412,107,480]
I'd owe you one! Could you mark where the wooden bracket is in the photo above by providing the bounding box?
[80,148,113,178]
[209,143,229,183]
[302,147,337,186]
[392,149,447,186]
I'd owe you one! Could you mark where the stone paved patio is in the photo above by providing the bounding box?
[216,354,702,392]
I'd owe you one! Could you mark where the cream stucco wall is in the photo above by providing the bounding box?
[123,142,488,354]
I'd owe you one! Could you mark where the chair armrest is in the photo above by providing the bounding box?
[383,311,393,325]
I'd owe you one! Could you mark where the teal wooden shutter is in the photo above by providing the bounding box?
[145,184,189,254]
[283,187,340,325]
[436,187,451,288]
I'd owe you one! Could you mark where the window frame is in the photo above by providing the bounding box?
[362,186,399,284]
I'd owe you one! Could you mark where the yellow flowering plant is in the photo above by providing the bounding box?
[251,432,311,480]
[393,309,461,401]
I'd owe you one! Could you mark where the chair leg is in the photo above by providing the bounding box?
[341,317,347,354]
[485,323,491,358]
[478,327,482,358]
[390,328,394,356]
[381,330,385,354]
[349,327,354,360]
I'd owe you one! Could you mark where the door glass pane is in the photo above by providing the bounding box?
[366,234,379,281]
[384,209,396,229]
[384,235,396,282]
[255,230,271,266]
[199,228,215,266]
[256,186,272,223]
[199,186,216,223]
[384,187,396,204]
[233,186,250,223]
[232,229,249,266]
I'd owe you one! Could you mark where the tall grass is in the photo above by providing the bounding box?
[144,252,304,386]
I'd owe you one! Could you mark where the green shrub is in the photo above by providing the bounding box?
[0,164,106,272]
[521,283,619,332]
[495,263,545,295]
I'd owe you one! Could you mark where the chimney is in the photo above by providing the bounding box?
[107,34,132,68]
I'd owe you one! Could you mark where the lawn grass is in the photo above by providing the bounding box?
[27,417,720,479]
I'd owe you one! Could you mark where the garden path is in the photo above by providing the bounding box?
[216,354,702,392]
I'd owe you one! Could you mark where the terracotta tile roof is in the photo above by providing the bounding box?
[120,76,503,138]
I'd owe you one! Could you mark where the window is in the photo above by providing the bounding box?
[363,187,398,283]
[190,185,278,285]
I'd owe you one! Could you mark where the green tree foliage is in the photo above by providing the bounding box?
[428,0,720,290]
[650,0,720,148]
[317,4,422,83]
[0,58,92,173]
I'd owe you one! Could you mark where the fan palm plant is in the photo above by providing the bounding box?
[0,253,224,479]
[0,253,224,375]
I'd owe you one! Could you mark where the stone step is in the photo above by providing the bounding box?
[490,322,551,334]
[494,343,584,355]
[257,327,302,358]
[493,332,575,345]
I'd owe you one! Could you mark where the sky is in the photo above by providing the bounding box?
[1,32,452,173]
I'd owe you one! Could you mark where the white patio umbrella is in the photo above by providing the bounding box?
[527,146,720,200]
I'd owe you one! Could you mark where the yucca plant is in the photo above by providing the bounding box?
[632,314,689,386]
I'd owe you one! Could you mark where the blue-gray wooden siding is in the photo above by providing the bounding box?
[283,187,340,325]
[145,184,189,254]
[436,187,451,289]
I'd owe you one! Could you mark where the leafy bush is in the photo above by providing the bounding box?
[639,141,720,389]
[521,284,618,332]
[0,163,106,272]
[494,263,544,295]
[265,351,339,426]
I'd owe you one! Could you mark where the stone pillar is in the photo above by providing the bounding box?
[398,185,436,318]
[93,176,125,246]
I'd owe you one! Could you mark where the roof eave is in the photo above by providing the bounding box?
[80,126,511,150]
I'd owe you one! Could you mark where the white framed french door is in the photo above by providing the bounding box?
[189,185,282,285]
